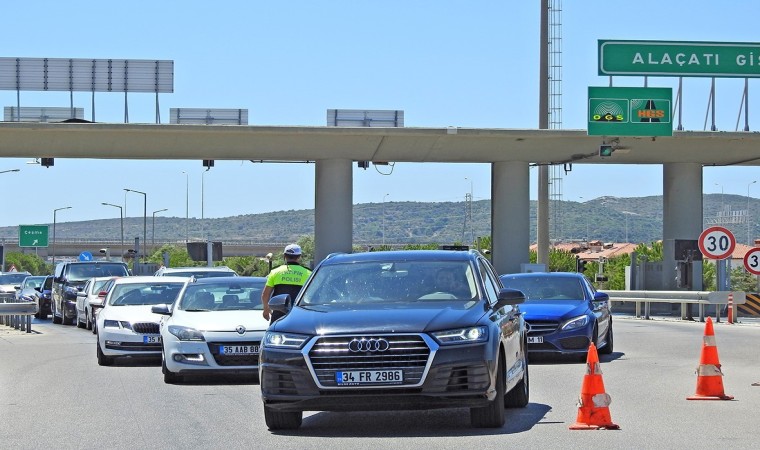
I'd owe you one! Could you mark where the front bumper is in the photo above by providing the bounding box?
[163,330,264,375]
[260,334,495,412]
[99,324,162,356]
[526,319,591,355]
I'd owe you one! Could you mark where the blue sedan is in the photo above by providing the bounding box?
[499,272,613,359]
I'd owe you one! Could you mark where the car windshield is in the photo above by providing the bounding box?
[300,260,477,306]
[109,282,185,306]
[68,264,129,282]
[165,270,236,278]
[0,273,30,285]
[24,276,46,289]
[500,276,585,301]
[177,279,266,311]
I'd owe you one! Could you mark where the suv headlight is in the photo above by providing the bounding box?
[561,315,589,331]
[263,332,309,349]
[432,326,488,345]
[168,325,205,341]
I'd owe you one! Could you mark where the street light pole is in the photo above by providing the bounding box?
[748,180,757,245]
[152,208,168,246]
[124,188,147,262]
[382,193,389,246]
[0,169,20,175]
[201,169,209,239]
[182,171,189,242]
[52,206,72,267]
[102,203,124,261]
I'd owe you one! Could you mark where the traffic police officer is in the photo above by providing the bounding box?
[261,243,311,322]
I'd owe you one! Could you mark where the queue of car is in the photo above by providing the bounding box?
[6,251,616,431]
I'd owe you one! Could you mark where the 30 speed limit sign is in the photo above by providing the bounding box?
[698,226,736,260]
[744,248,760,275]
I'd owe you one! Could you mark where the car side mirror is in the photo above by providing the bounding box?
[76,291,86,297]
[269,294,292,315]
[151,304,171,315]
[592,291,610,310]
[494,288,526,309]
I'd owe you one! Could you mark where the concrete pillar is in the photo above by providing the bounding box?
[663,162,703,290]
[491,161,530,274]
[314,159,353,266]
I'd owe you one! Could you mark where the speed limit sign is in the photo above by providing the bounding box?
[744,247,760,275]
[698,226,736,260]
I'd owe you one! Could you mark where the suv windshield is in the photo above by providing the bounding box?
[300,260,477,306]
[68,263,129,282]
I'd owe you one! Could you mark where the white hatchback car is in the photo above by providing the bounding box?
[152,276,268,383]
[96,276,187,366]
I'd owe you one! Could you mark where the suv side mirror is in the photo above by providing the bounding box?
[494,288,526,310]
[269,294,292,315]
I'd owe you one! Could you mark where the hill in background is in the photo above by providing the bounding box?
[1,194,757,246]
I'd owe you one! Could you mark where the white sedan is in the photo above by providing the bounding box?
[96,276,188,366]
[152,276,268,383]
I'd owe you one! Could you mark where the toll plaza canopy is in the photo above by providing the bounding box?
[1,121,759,282]
[0,122,759,166]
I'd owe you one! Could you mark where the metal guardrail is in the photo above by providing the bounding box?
[0,299,37,334]
[607,290,747,322]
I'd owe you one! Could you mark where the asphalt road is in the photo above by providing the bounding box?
[2,317,759,449]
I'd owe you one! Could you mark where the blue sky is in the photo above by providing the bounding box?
[1,1,758,229]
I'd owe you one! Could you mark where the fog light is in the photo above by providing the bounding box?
[105,340,121,346]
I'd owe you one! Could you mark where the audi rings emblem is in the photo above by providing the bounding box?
[348,338,390,353]
[236,325,246,335]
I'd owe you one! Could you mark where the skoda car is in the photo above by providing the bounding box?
[152,276,268,383]
[499,272,613,360]
[259,250,529,430]
[96,276,187,366]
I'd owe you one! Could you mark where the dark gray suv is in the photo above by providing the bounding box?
[52,261,130,325]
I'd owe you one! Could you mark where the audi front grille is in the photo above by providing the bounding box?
[306,334,432,388]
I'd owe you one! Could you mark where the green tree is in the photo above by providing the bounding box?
[4,252,50,275]
[148,244,198,267]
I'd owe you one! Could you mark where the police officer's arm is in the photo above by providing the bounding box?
[261,285,274,320]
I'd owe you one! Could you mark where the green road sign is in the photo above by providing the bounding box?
[599,40,760,78]
[588,87,672,137]
[19,225,49,247]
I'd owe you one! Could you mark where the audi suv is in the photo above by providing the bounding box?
[259,250,529,430]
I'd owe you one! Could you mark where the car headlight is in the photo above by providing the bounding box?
[263,332,310,349]
[103,320,133,330]
[168,325,205,341]
[561,315,589,331]
[432,326,488,345]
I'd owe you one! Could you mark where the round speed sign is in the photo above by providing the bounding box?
[698,226,736,260]
[744,247,760,276]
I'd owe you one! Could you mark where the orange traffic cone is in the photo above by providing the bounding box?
[687,317,734,400]
[569,343,620,430]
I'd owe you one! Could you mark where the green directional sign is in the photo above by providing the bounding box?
[588,86,672,137]
[19,225,49,247]
[599,40,760,78]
